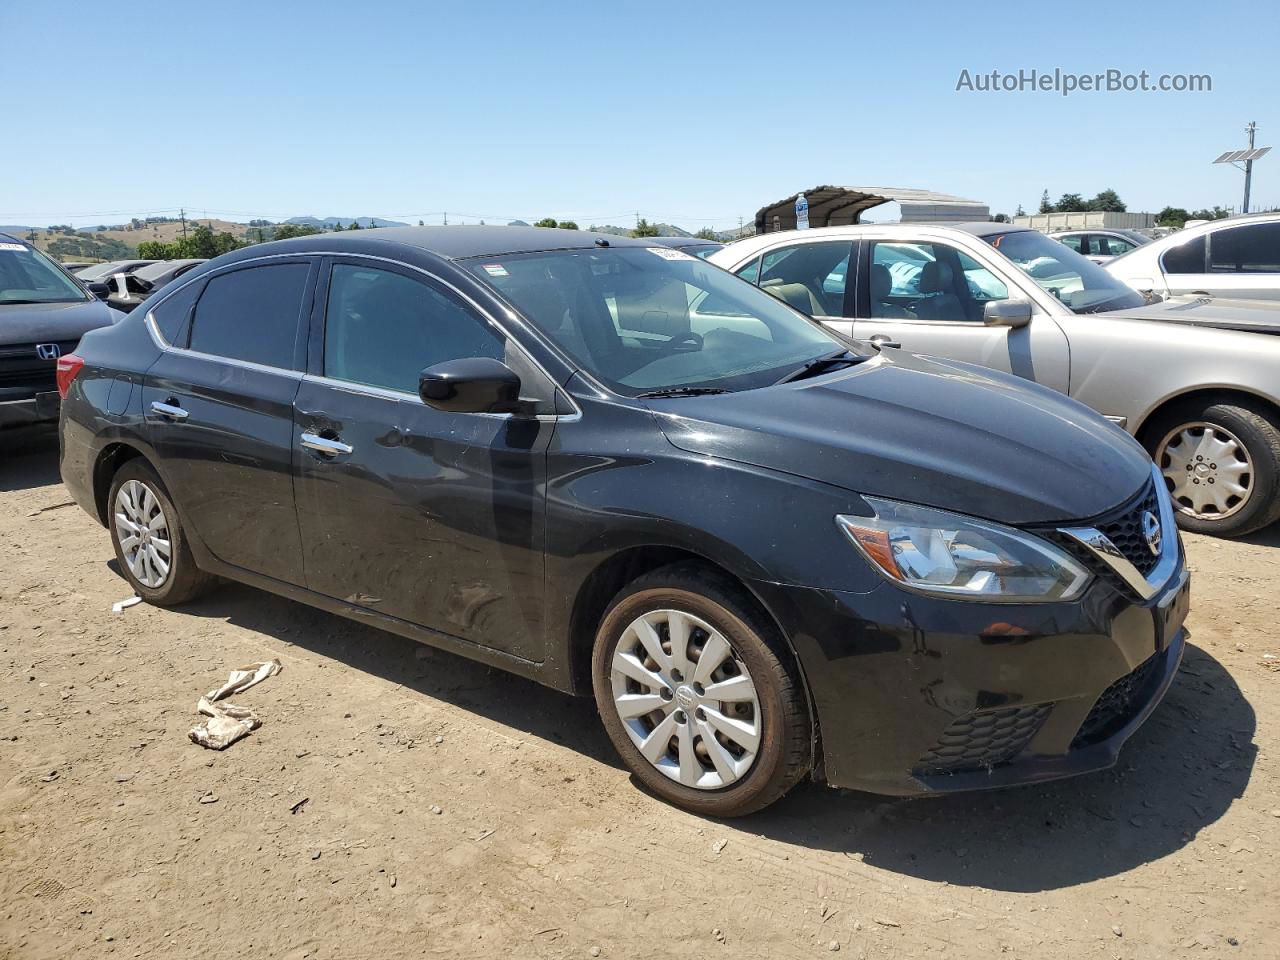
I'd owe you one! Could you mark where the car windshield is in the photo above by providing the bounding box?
[984,231,1146,313]
[470,246,849,395]
[0,243,89,304]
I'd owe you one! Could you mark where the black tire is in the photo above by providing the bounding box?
[107,458,213,606]
[1143,399,1280,537]
[591,562,811,817]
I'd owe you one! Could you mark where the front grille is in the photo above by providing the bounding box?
[1071,653,1163,748]
[1096,482,1161,577]
[916,703,1051,776]
[0,341,77,396]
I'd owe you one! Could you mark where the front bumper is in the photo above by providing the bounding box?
[751,555,1190,796]
[0,392,60,428]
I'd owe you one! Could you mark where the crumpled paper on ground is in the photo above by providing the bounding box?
[188,660,282,750]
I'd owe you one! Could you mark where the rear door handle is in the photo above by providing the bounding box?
[300,432,353,456]
[150,400,189,420]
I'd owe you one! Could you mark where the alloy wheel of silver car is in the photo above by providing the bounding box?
[113,479,172,588]
[609,608,761,790]
[1156,421,1254,520]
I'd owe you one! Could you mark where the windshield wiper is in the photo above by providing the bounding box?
[774,350,868,385]
[636,386,732,399]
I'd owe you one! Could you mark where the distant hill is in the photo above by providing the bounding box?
[286,216,409,229]
[0,225,37,236]
[588,222,695,238]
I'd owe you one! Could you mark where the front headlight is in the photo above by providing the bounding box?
[836,498,1090,602]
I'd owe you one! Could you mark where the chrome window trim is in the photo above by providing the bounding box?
[1058,463,1180,601]
[141,250,581,421]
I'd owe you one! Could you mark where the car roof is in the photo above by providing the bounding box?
[0,232,21,245]
[645,236,720,248]
[229,225,657,263]
[134,258,206,281]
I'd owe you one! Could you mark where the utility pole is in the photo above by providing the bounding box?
[1243,121,1257,214]
[1213,122,1270,215]
[180,208,187,239]
[443,212,448,225]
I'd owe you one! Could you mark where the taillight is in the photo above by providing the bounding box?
[56,353,86,398]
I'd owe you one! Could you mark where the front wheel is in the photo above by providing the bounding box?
[592,564,811,817]
[1146,400,1280,537]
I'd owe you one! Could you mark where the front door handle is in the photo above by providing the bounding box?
[150,399,189,420]
[300,432,353,456]
[869,334,902,350]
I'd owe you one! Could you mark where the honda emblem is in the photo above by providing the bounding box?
[35,343,61,361]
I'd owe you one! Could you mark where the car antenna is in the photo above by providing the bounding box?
[594,238,610,247]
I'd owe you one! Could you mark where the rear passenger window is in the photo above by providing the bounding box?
[150,279,203,345]
[1161,236,1206,274]
[1058,235,1084,253]
[324,264,503,394]
[1209,223,1280,273]
[188,264,309,369]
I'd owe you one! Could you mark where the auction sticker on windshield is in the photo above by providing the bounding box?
[481,264,509,277]
[0,243,27,251]
[646,247,695,261]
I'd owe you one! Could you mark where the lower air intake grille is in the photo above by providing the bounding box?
[1072,654,1162,748]
[916,703,1051,776]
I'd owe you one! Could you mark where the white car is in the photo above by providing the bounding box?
[1105,213,1280,301]
[1048,229,1150,265]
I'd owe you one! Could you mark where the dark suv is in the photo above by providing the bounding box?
[59,227,1190,816]
[0,234,121,429]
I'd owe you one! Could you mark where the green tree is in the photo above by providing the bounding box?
[418,219,425,226]
[1038,190,1053,214]
[331,222,345,231]
[556,221,579,230]
[137,240,178,259]
[269,224,321,241]
[1088,189,1126,212]
[534,217,559,228]
[1156,206,1191,227]
[1055,193,1088,212]
[1014,204,1025,218]
[694,227,718,240]
[347,220,361,230]
[991,213,1010,223]
[632,218,660,238]
[1189,206,1230,221]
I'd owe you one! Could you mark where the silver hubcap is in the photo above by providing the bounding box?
[1157,421,1253,520]
[609,609,761,790]
[114,479,172,588]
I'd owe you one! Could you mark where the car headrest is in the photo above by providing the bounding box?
[870,263,893,299]
[919,260,954,294]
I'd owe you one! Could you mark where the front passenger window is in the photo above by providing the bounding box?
[324,264,503,394]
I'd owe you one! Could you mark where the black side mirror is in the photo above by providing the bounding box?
[418,357,522,414]
[86,281,111,300]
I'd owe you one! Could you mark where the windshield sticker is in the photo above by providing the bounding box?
[481,263,509,277]
[0,243,27,251]
[646,247,695,261]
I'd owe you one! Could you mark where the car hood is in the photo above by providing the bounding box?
[0,298,122,345]
[648,352,1151,526]
[1107,295,1280,334]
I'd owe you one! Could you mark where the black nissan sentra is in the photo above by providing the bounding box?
[58,227,1190,816]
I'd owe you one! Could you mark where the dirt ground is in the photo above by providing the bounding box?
[2,425,1278,960]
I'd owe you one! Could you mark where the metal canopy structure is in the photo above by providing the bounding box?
[754,186,989,233]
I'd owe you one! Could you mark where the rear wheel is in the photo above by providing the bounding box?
[107,459,212,605]
[592,563,811,817]
[1146,400,1280,537]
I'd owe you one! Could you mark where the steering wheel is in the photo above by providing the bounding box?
[664,331,703,351]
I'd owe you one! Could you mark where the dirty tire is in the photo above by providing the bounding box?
[1144,399,1280,537]
[107,458,212,606]
[592,562,811,817]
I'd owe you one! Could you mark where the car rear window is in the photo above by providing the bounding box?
[188,263,309,369]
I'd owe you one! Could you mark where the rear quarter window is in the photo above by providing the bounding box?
[1161,236,1206,274]
[149,279,204,345]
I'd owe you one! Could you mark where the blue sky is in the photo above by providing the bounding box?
[2,0,1275,230]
